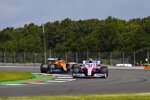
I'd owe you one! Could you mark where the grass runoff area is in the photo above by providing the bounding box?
[0,94,150,100]
[0,72,150,100]
[0,72,34,82]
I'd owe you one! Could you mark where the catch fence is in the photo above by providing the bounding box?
[0,51,149,66]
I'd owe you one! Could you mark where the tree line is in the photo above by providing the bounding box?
[0,16,150,53]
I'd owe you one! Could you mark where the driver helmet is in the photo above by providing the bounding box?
[88,58,93,63]
[57,58,62,60]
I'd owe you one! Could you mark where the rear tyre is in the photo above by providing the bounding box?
[40,64,48,73]
[100,66,108,78]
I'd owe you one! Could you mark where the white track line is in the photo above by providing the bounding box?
[0,73,75,85]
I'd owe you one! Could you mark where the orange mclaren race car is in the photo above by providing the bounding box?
[40,58,72,73]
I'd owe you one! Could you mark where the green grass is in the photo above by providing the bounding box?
[0,72,34,82]
[0,94,150,100]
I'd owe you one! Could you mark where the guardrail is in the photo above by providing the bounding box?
[0,63,147,70]
[108,66,144,70]
[0,63,41,67]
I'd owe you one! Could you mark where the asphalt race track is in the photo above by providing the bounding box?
[0,67,150,97]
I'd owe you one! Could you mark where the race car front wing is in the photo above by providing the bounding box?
[72,73,106,78]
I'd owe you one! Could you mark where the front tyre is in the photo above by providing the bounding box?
[47,64,55,74]
[72,65,80,78]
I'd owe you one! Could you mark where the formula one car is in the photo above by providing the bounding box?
[72,60,108,78]
[40,58,71,73]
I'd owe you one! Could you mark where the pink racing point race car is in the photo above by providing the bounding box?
[72,60,108,78]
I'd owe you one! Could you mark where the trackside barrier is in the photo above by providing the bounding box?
[0,63,150,70]
[108,66,144,70]
[0,63,40,68]
[0,63,146,70]
[0,51,150,65]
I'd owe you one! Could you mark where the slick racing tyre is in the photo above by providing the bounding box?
[100,66,108,78]
[40,64,48,73]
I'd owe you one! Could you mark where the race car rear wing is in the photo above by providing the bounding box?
[47,58,58,61]
[83,60,101,65]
